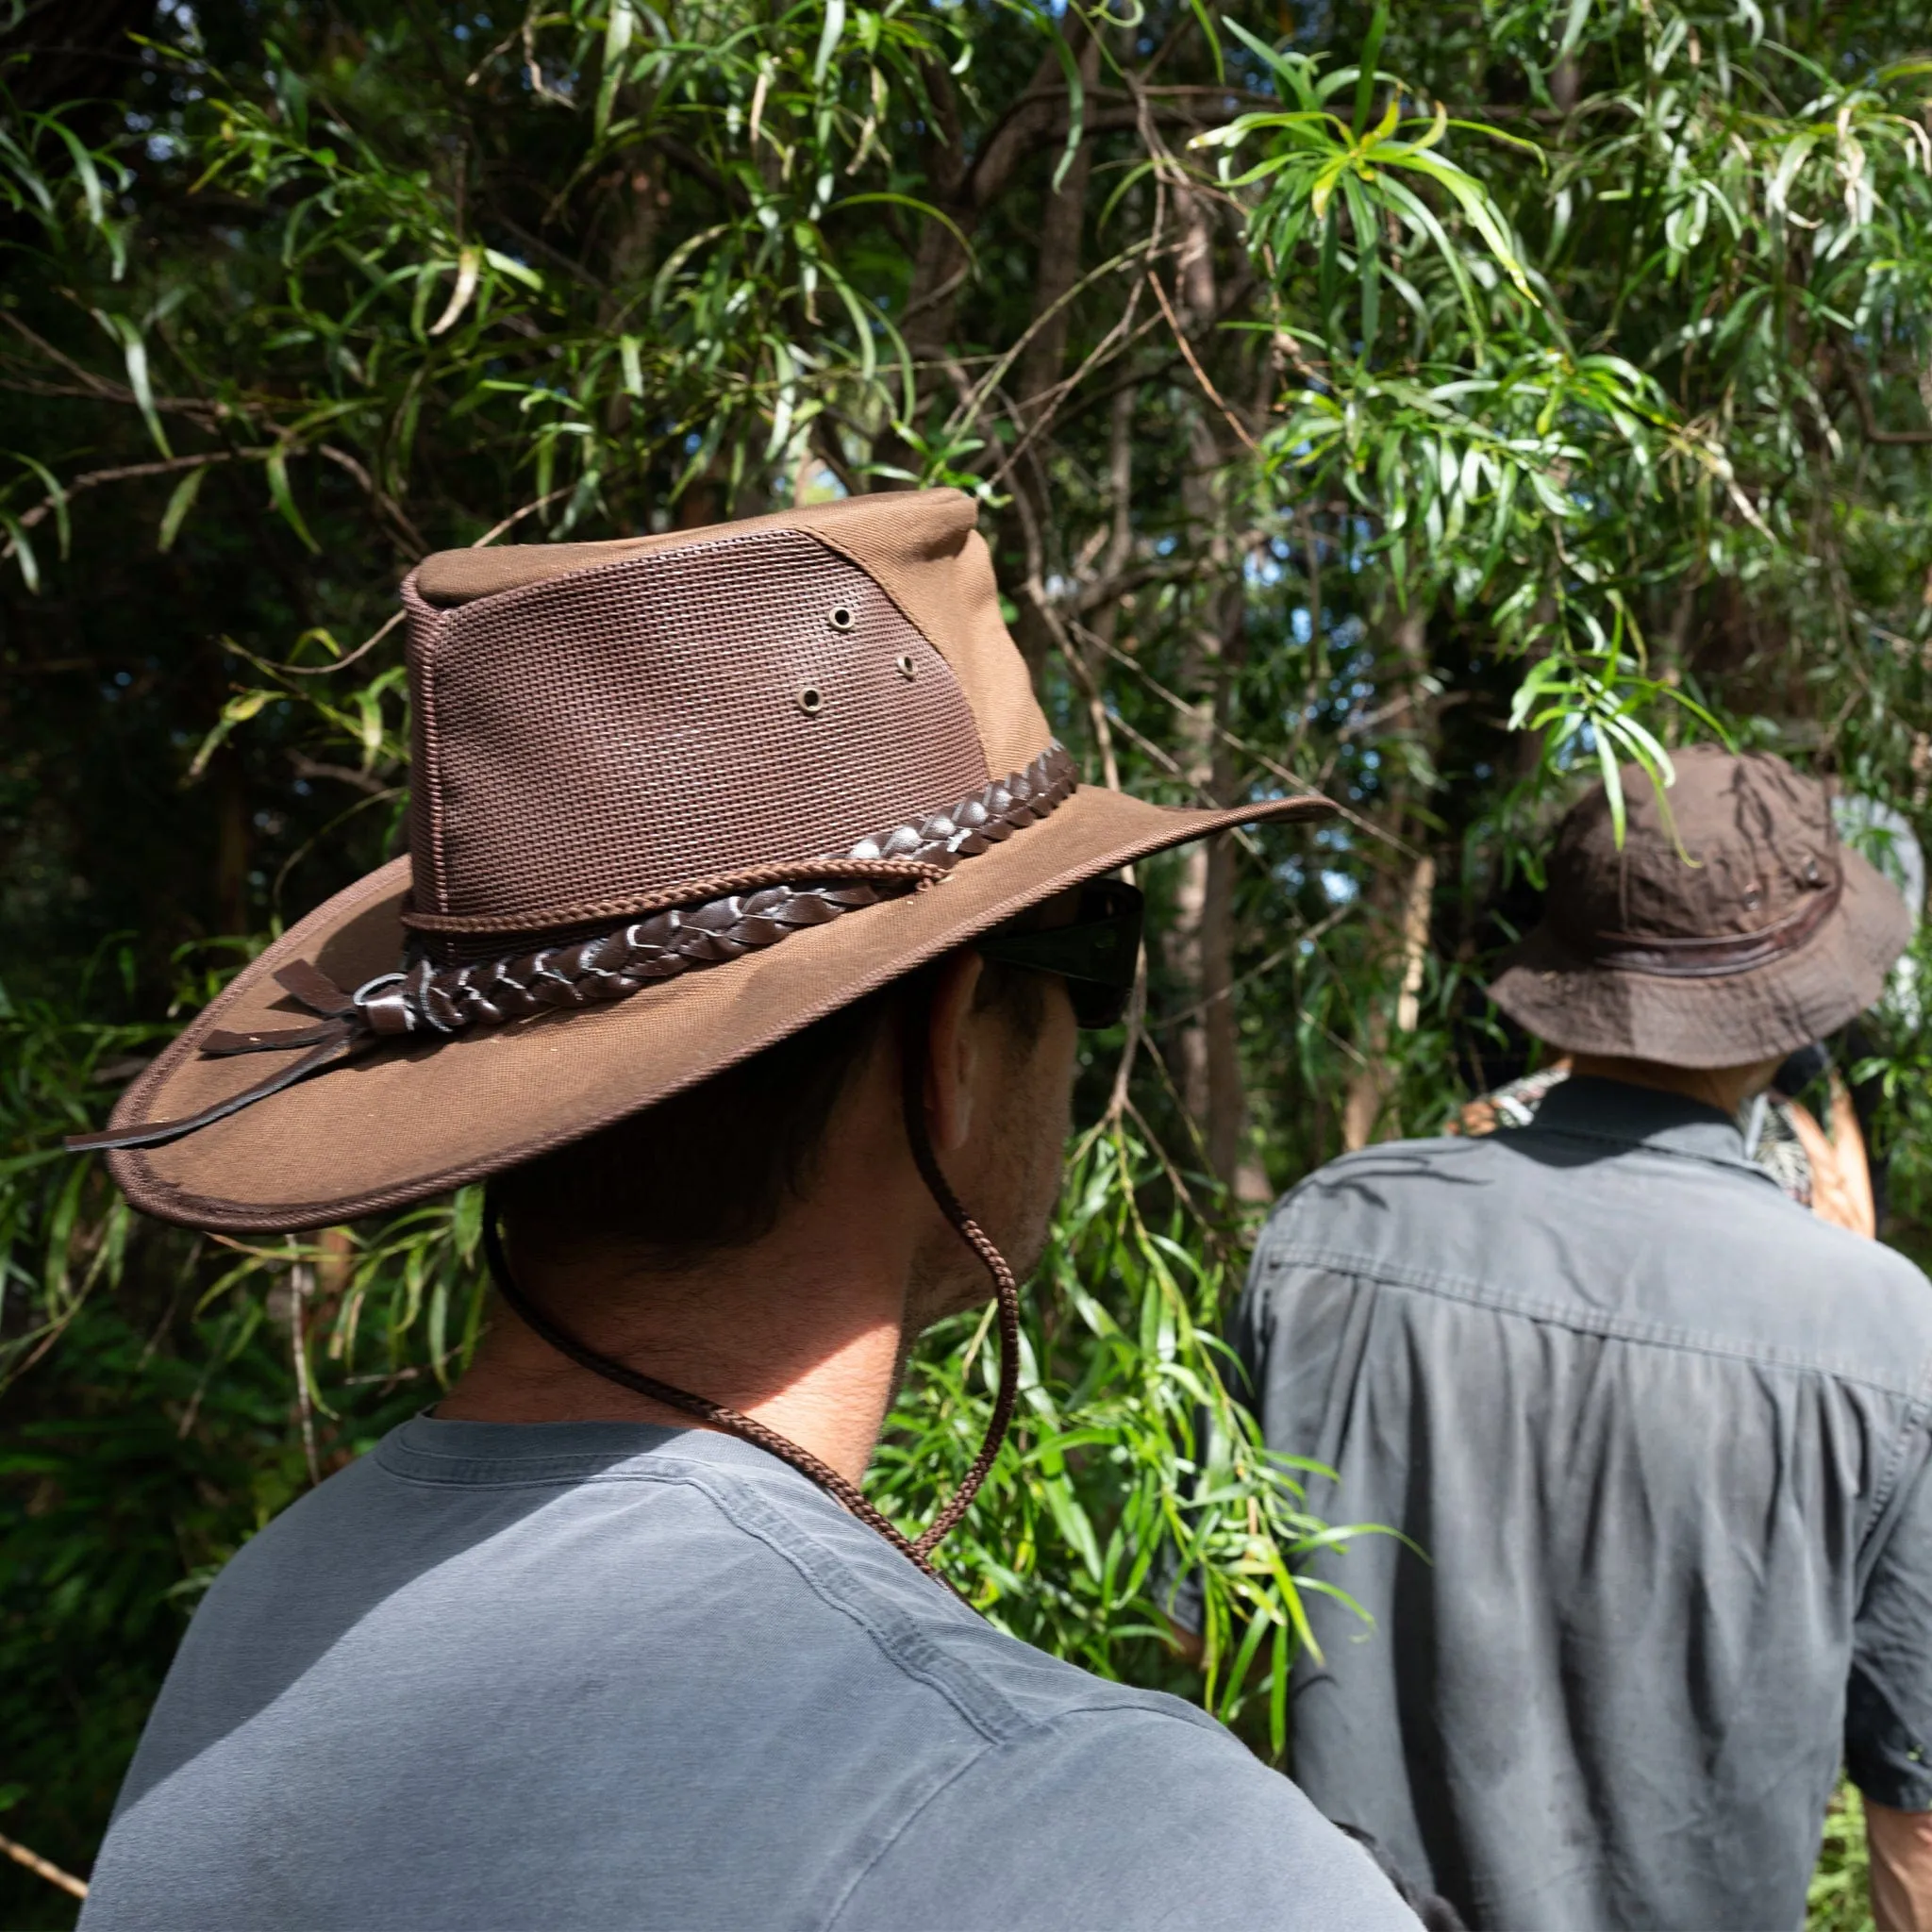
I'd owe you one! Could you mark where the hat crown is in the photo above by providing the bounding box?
[1547,746,1840,948]
[402,491,1050,942]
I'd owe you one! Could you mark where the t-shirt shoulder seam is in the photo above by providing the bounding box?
[819,1702,1228,1930]
[370,1449,1175,1749]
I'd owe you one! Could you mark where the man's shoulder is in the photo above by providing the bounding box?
[832,1698,1416,1930]
[188,1418,1227,1756]
[1248,1133,1932,1391]
[1257,1131,1516,1258]
[98,1422,1421,1932]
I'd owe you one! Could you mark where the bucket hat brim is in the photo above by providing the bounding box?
[105,785,1326,1231]
[1489,841,1910,1069]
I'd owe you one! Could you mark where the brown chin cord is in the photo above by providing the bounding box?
[479,1004,1021,1586]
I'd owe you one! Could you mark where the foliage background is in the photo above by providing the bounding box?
[5,0,1932,1922]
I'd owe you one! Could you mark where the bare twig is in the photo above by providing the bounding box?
[272,609,406,677]
[470,487,575,549]
[1146,271,1258,454]
[0,452,245,554]
[316,443,429,555]
[0,1832,88,1901]
[1089,630,1424,861]
[289,751,393,797]
[290,1263,322,1487]
[1844,366,1932,446]
[1149,901,1356,1034]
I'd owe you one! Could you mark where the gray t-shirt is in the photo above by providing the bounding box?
[1223,1076,1932,1932]
[81,1415,1413,1931]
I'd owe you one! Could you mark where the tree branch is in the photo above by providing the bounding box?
[1845,367,1932,446]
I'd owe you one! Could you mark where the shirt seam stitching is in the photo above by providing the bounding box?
[819,1706,1223,1930]
[367,1448,1130,1749]
[1257,1241,1932,1396]
[1861,1367,1932,1548]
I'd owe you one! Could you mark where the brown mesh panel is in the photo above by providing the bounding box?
[404,528,990,927]
[411,491,1053,777]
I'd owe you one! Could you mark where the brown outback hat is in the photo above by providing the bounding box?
[1491,744,1910,1069]
[84,489,1334,1233]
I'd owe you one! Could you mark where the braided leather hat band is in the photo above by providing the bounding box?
[70,746,1076,1155]
[376,744,1074,1036]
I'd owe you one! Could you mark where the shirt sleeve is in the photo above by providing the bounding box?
[828,1703,1420,1932]
[1848,1427,1932,1812]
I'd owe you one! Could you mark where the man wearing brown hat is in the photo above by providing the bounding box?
[69,491,1416,1930]
[1191,746,1932,1930]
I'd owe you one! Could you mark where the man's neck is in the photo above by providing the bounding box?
[1568,1051,1780,1118]
[436,1234,912,1485]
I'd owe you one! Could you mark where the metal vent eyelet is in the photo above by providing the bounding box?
[894,653,916,681]
[827,606,855,632]
[796,687,824,717]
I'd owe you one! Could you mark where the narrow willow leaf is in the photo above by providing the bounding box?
[265,448,320,553]
[7,451,69,558]
[0,512,40,592]
[812,0,846,90]
[597,0,637,139]
[93,311,173,458]
[1045,17,1087,194]
[157,464,208,553]
[1352,0,1388,136]
[428,246,482,336]
[46,119,107,228]
[1557,0,1594,60]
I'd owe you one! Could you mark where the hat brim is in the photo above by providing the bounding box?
[1488,844,1911,1070]
[105,786,1329,1231]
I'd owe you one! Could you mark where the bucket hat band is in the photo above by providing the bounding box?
[1491,744,1910,1068]
[1569,857,1842,979]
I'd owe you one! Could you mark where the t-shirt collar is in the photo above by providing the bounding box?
[377,1412,824,1491]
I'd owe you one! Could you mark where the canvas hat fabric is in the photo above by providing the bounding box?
[1490,744,1910,1068]
[93,489,1333,1232]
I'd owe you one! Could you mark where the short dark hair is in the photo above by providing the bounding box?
[497,958,1045,1274]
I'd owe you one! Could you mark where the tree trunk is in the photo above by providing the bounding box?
[1340,604,1437,1150]
[1155,182,1264,1192]
[1003,31,1102,681]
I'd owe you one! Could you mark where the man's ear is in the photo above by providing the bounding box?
[922,951,986,1156]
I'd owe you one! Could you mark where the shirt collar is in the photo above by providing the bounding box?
[1524,1074,1775,1183]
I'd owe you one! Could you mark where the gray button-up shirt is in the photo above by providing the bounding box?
[1233,1075,1932,1931]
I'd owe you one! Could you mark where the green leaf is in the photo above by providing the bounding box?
[0,511,40,592]
[428,246,482,337]
[45,118,106,228]
[186,687,281,781]
[92,311,173,458]
[1045,17,1087,195]
[264,448,320,553]
[8,451,69,558]
[597,1,637,139]
[157,464,208,553]
[1352,0,1389,136]
[1557,0,1594,62]
[813,0,847,90]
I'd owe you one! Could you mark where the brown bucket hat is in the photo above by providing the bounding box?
[1491,744,1911,1069]
[81,489,1334,1233]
